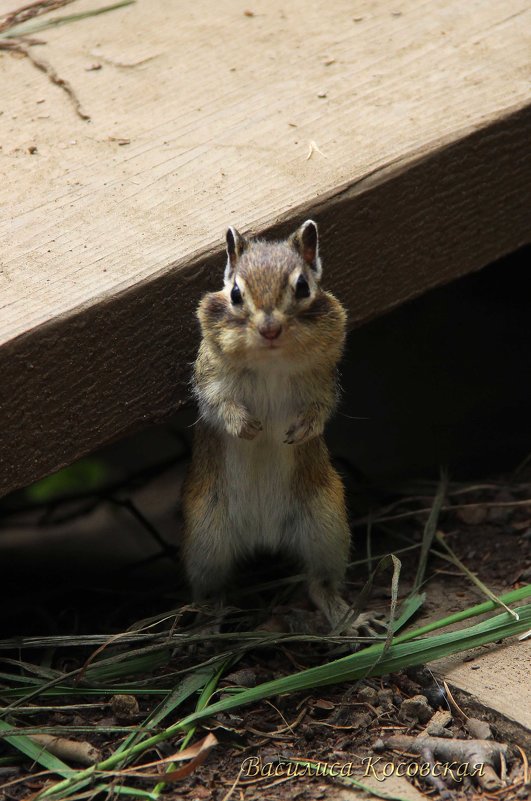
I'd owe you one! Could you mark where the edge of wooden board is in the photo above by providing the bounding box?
[1,103,530,496]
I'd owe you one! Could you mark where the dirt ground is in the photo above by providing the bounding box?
[0,454,530,801]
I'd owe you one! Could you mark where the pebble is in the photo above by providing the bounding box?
[111,694,139,721]
[466,717,492,740]
[399,694,433,724]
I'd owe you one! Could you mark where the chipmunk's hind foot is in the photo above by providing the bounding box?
[309,578,387,641]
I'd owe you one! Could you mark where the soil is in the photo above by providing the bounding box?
[0,463,530,801]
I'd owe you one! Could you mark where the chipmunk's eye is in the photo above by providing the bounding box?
[230,284,243,305]
[295,274,310,299]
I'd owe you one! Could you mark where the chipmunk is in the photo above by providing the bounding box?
[182,220,383,636]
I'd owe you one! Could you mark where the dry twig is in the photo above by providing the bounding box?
[383,733,508,791]
[0,0,75,33]
[28,733,101,765]
[19,44,90,120]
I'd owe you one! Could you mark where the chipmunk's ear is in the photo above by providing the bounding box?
[289,219,322,279]
[224,226,247,282]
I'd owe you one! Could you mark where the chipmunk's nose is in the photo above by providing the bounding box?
[259,321,282,340]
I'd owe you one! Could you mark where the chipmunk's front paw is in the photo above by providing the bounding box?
[223,402,262,440]
[284,412,322,445]
[236,416,263,440]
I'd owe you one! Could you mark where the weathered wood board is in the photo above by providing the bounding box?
[1,0,530,495]
[436,639,531,746]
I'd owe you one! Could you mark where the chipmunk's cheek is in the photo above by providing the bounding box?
[219,327,245,355]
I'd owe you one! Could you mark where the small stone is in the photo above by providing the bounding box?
[312,699,335,711]
[358,685,378,702]
[428,709,452,729]
[192,787,211,799]
[426,723,453,737]
[421,684,448,708]
[488,492,513,522]
[377,688,394,708]
[457,506,488,525]
[317,91,327,98]
[399,694,432,724]
[424,710,453,738]
[301,723,315,741]
[224,668,257,688]
[111,694,139,721]
[351,712,372,730]
[466,717,492,740]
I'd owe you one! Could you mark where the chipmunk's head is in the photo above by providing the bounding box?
[198,221,346,368]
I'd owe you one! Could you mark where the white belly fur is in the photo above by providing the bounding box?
[224,365,297,552]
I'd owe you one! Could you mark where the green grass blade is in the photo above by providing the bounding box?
[92,785,159,799]
[0,0,134,39]
[412,470,447,593]
[0,671,44,686]
[0,686,172,700]
[391,592,425,633]
[83,648,171,684]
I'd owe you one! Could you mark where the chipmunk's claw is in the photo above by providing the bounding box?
[347,611,388,638]
[284,419,313,445]
[330,612,388,654]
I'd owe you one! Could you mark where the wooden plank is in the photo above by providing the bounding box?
[1,0,530,496]
[419,583,531,747]
[436,639,531,748]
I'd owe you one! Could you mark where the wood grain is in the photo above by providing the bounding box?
[437,639,531,749]
[1,0,530,495]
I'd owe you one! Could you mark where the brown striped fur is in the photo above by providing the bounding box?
[182,222,380,634]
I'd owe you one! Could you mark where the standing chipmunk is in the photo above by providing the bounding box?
[182,220,382,635]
